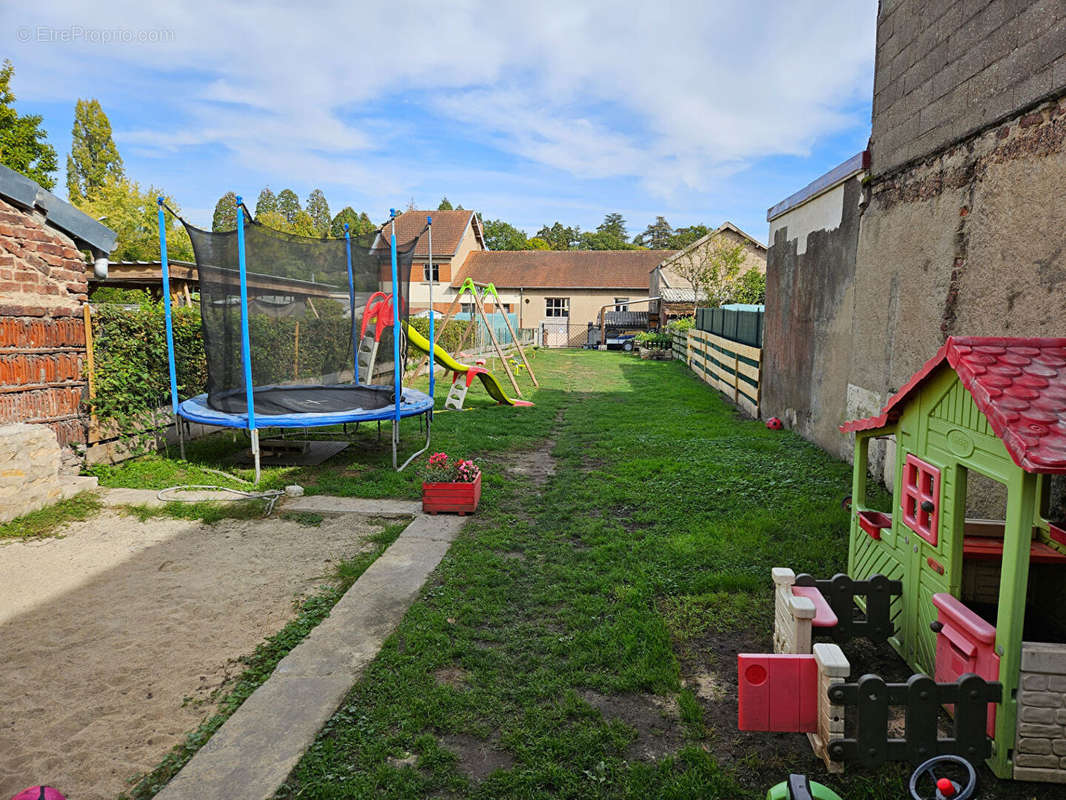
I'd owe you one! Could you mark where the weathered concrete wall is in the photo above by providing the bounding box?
[848,94,1066,430]
[0,197,91,446]
[762,176,864,459]
[872,0,1066,176]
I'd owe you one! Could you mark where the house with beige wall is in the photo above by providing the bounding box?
[650,222,766,321]
[452,249,676,346]
[374,209,486,311]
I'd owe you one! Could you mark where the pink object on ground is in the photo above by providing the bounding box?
[791,585,839,628]
[10,788,67,800]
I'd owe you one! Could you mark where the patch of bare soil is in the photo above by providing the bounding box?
[506,441,557,487]
[676,628,821,794]
[0,508,382,800]
[581,690,685,762]
[440,731,514,781]
[433,665,470,690]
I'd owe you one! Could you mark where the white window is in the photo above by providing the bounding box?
[422,263,440,282]
[614,297,629,312]
[545,297,569,318]
[460,302,475,314]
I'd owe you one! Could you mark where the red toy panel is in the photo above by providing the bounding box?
[737,653,819,732]
[931,593,999,736]
[901,453,941,546]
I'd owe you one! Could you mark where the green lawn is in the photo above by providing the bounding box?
[104,349,908,798]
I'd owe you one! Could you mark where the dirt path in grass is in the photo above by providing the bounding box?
[0,508,385,800]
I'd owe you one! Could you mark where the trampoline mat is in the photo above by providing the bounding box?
[208,385,395,416]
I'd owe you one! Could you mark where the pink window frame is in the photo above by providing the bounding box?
[901,453,941,546]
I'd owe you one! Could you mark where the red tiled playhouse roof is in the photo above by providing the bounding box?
[841,336,1066,474]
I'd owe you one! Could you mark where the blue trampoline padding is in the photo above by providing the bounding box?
[178,385,433,429]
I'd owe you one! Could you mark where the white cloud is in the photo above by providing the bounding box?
[7,0,876,229]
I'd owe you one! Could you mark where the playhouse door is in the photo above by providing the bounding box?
[898,453,947,672]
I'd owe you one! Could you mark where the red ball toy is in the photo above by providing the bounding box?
[765,417,783,430]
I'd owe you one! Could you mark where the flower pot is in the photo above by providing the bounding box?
[422,472,481,515]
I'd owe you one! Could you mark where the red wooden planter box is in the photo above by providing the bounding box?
[422,473,481,515]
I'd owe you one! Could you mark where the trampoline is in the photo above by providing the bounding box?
[157,197,441,480]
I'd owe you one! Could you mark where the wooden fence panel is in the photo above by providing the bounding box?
[683,329,761,417]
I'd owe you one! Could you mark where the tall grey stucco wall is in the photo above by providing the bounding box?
[872,0,1066,176]
[762,177,863,459]
[849,93,1066,421]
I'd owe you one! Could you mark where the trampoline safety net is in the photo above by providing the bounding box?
[183,209,416,416]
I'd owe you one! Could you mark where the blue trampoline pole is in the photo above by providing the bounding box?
[345,223,358,385]
[157,197,183,460]
[235,195,260,481]
[389,209,401,468]
[427,215,435,402]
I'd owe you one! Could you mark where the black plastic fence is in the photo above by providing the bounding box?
[696,307,764,348]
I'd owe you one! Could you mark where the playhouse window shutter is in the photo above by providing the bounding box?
[901,454,941,546]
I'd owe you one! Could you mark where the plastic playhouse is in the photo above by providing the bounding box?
[740,336,1066,784]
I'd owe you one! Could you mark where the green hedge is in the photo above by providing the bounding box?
[91,301,206,439]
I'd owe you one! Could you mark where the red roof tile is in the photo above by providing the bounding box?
[372,210,482,258]
[453,250,677,291]
[841,336,1066,473]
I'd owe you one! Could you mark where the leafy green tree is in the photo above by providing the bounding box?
[277,189,301,224]
[670,224,711,249]
[634,216,674,249]
[305,188,331,237]
[331,206,376,238]
[255,187,277,218]
[0,60,58,190]
[74,176,193,262]
[211,191,239,232]
[670,236,747,309]
[482,218,529,250]
[258,209,318,237]
[437,197,454,211]
[66,98,124,203]
[535,222,581,250]
[732,268,766,304]
[527,236,551,250]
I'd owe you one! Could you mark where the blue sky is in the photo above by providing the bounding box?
[7,0,878,245]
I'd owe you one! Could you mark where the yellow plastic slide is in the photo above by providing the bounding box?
[404,323,532,406]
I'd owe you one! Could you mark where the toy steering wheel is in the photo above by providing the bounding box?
[909,755,977,800]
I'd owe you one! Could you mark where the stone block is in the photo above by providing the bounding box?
[1054,740,1066,757]
[1023,674,1050,691]
[1022,692,1064,709]
[1022,645,1066,675]
[1022,706,1057,724]
[1048,675,1066,693]
[1014,766,1066,783]
[1015,753,1061,768]
[1019,723,1063,738]
[1057,708,1066,725]
[1019,737,1054,754]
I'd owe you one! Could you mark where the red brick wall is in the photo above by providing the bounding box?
[0,197,91,446]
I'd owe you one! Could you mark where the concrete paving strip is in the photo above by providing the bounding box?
[281,494,421,516]
[153,512,467,800]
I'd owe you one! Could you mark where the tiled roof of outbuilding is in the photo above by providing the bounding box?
[841,336,1066,473]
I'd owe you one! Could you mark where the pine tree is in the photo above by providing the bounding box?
[277,189,301,224]
[305,189,331,237]
[255,187,278,218]
[0,61,58,190]
[212,191,239,232]
[635,216,674,249]
[66,98,124,203]
[437,196,454,210]
[331,206,376,238]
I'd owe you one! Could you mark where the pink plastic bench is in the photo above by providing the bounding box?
[791,586,839,628]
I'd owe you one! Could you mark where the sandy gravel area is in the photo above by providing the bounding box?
[0,506,384,800]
